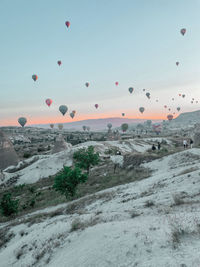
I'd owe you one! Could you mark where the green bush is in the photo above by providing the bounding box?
[53,166,88,198]
[0,193,19,216]
[73,146,100,174]
[23,153,31,158]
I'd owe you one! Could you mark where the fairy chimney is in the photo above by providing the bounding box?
[52,134,72,154]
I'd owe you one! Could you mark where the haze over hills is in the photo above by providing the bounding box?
[33,117,161,131]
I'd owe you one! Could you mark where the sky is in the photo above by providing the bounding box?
[0,0,200,126]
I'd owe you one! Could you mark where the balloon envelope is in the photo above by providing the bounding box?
[57,61,62,66]
[146,92,150,99]
[139,107,145,114]
[95,104,99,109]
[167,114,173,121]
[180,28,186,36]
[18,117,27,127]
[85,82,89,87]
[59,105,68,116]
[65,21,70,28]
[107,123,112,129]
[115,82,119,86]
[128,87,134,94]
[70,112,75,119]
[46,99,52,107]
[32,74,38,81]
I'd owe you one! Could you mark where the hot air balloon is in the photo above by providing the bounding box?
[59,105,68,116]
[176,62,179,66]
[57,61,62,66]
[85,82,89,87]
[164,105,167,108]
[86,126,90,131]
[192,98,195,100]
[143,89,146,92]
[172,98,174,101]
[146,92,150,99]
[182,94,185,98]
[50,124,54,129]
[107,123,112,130]
[168,108,171,111]
[115,82,119,86]
[65,21,70,28]
[196,101,198,104]
[191,101,193,104]
[95,104,99,109]
[121,123,128,132]
[167,114,173,121]
[58,124,63,130]
[122,113,125,117]
[180,28,186,36]
[32,74,38,81]
[139,107,145,114]
[128,87,134,94]
[177,107,181,112]
[46,99,52,107]
[18,117,27,127]
[179,94,182,96]
[83,125,86,131]
[70,112,75,119]
[156,99,158,102]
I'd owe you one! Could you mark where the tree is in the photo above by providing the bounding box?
[73,146,100,174]
[121,123,128,132]
[53,166,88,198]
[0,193,19,216]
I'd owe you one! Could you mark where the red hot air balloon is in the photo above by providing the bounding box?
[46,98,52,107]
[180,28,186,36]
[57,61,62,66]
[85,82,90,87]
[167,114,173,121]
[65,21,70,28]
[176,62,179,66]
[95,104,99,109]
[32,74,38,81]
[179,94,182,96]
[164,105,167,108]
[115,82,119,86]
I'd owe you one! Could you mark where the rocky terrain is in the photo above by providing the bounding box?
[0,141,200,266]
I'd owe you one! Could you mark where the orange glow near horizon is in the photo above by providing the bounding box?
[0,112,178,127]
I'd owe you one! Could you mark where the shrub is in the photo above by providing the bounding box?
[28,186,36,194]
[23,153,31,158]
[0,193,19,216]
[53,166,88,198]
[73,146,100,174]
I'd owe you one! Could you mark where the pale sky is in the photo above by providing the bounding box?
[0,0,200,126]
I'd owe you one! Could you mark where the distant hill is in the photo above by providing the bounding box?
[33,117,161,131]
[172,110,200,126]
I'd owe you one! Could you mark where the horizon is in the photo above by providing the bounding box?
[1,0,200,127]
